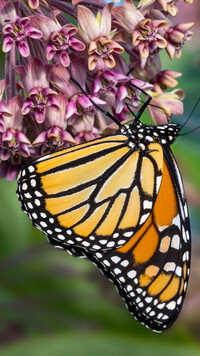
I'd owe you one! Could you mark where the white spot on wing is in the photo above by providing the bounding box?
[171,235,180,249]
[156,176,162,193]
[127,270,136,278]
[143,200,153,209]
[184,203,189,217]
[140,213,149,225]
[121,260,129,267]
[37,154,50,162]
[28,166,35,173]
[164,262,176,272]
[176,266,182,276]
[111,256,121,264]
[172,215,181,229]
[124,231,133,237]
[166,301,176,310]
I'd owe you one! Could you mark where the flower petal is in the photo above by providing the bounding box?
[117,85,128,101]
[57,51,70,67]
[65,101,77,119]
[77,95,91,109]
[19,143,31,157]
[78,5,100,42]
[35,108,46,123]
[22,99,34,115]
[154,34,167,48]
[2,36,13,53]
[69,38,85,51]
[16,131,31,144]
[104,54,116,68]
[138,42,149,59]
[28,0,40,9]
[46,44,57,61]
[62,130,76,144]
[101,3,113,36]
[88,54,98,71]
[112,6,144,34]
[6,95,24,130]
[89,95,107,106]
[33,131,48,145]
[26,26,43,39]
[28,57,48,88]
[16,39,30,57]
[46,93,67,129]
[49,64,72,96]
[61,24,78,37]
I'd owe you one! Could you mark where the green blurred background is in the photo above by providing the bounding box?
[0,2,200,355]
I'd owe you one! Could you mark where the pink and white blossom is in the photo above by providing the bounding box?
[0,0,195,181]
[3,17,42,57]
[15,57,59,123]
[78,3,124,70]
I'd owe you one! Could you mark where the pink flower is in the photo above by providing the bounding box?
[3,17,42,57]
[0,0,195,183]
[46,23,85,67]
[147,89,184,124]
[151,70,182,92]
[33,93,75,155]
[138,0,178,17]
[112,1,167,66]
[78,3,124,70]
[0,96,32,181]
[29,12,61,41]
[115,78,153,114]
[50,60,107,133]
[33,127,75,156]
[92,70,152,116]
[74,130,99,144]
[92,70,129,108]
[112,0,144,35]
[0,98,12,133]
[30,12,85,67]
[132,19,168,61]
[15,57,59,123]
[165,22,194,60]
[28,0,40,9]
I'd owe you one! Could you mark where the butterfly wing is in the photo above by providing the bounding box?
[82,149,191,332]
[17,134,163,252]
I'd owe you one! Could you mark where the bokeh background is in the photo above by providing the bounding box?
[0,1,200,355]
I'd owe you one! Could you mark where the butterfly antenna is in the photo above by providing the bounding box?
[179,125,200,136]
[126,67,135,76]
[70,76,122,126]
[128,81,152,121]
[126,67,152,120]
[179,97,200,130]
[126,103,136,118]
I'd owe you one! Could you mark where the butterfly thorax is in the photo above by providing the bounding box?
[120,122,180,149]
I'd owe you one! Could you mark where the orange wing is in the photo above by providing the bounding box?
[82,151,191,332]
[17,134,163,253]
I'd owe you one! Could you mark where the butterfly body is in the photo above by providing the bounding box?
[17,120,190,332]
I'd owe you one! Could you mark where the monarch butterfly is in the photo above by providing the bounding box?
[16,81,191,333]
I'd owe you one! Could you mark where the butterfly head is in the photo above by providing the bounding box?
[120,122,181,147]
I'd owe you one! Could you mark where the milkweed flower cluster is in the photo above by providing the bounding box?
[0,0,194,181]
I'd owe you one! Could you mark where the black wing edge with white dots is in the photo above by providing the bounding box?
[82,148,191,332]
